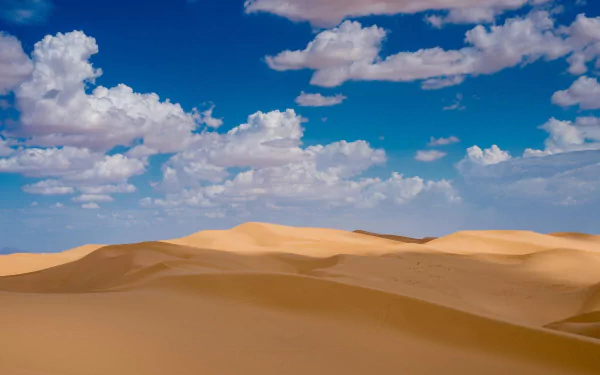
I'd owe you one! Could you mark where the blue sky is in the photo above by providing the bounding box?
[1,0,600,252]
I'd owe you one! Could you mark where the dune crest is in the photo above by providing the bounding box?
[164,222,411,257]
[1,224,599,375]
[0,244,105,276]
[353,229,436,244]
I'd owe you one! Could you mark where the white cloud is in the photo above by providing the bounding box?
[146,168,456,211]
[295,92,347,107]
[197,104,223,129]
[72,194,114,203]
[0,146,145,198]
[421,75,465,90]
[8,31,201,153]
[0,147,99,177]
[22,179,74,195]
[81,202,100,209]
[266,12,600,88]
[524,117,600,156]
[563,14,600,75]
[51,202,64,208]
[0,138,14,157]
[0,0,53,24]
[552,76,600,110]
[0,33,33,94]
[30,201,38,206]
[427,1,553,28]
[444,7,499,24]
[68,154,146,185]
[425,15,444,28]
[159,109,308,192]
[78,184,136,194]
[429,136,460,146]
[415,150,447,162]
[462,145,512,166]
[0,147,145,184]
[311,140,386,178]
[266,20,386,74]
[443,93,466,111]
[145,109,457,211]
[158,110,387,192]
[245,0,545,27]
[458,149,600,207]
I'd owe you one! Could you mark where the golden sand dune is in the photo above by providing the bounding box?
[427,230,600,255]
[165,222,410,257]
[549,232,600,242]
[546,311,600,339]
[1,223,599,375]
[353,229,436,244]
[0,244,104,276]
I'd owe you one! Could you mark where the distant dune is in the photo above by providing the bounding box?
[0,244,105,276]
[353,229,436,244]
[1,223,599,375]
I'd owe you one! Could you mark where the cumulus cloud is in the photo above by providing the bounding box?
[266,12,600,88]
[7,31,202,153]
[429,136,460,146]
[22,180,74,195]
[78,184,136,194]
[69,154,146,185]
[245,0,546,27]
[145,169,457,211]
[295,92,347,107]
[145,109,456,211]
[197,104,223,129]
[524,117,600,156]
[426,0,553,28]
[266,21,385,76]
[72,194,114,203]
[415,150,447,162]
[158,109,309,192]
[81,202,100,209]
[552,76,600,110]
[564,14,600,75]
[0,147,145,184]
[0,147,99,177]
[0,33,34,94]
[458,150,600,207]
[0,138,14,157]
[461,145,512,167]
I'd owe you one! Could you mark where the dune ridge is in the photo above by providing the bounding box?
[1,223,599,375]
[353,229,436,244]
[0,244,105,276]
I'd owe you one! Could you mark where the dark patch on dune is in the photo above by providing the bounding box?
[353,230,436,244]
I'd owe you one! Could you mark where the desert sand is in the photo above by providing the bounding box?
[1,223,599,375]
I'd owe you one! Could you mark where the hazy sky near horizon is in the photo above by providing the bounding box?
[1,0,600,252]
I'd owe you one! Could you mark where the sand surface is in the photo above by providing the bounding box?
[1,223,599,375]
[0,244,105,276]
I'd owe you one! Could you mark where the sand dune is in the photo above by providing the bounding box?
[164,222,410,257]
[353,229,436,244]
[1,223,599,375]
[546,311,600,339]
[0,244,104,276]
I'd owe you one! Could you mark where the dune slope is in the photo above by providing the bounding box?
[0,223,599,375]
[353,229,436,244]
[0,244,105,276]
